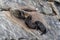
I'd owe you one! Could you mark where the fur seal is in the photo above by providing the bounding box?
[10,9,47,35]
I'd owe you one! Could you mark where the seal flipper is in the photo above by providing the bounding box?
[40,29,46,35]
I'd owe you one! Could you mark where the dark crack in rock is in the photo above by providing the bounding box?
[54,1,60,15]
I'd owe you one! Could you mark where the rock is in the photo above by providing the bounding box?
[40,1,53,15]
[48,0,54,2]
[30,0,53,15]
[54,1,60,15]
[0,0,60,40]
[49,2,60,15]
[55,0,60,3]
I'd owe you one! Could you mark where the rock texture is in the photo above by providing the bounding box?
[0,0,60,40]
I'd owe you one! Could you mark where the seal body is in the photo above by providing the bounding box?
[34,21,47,35]
[25,15,36,29]
[10,10,26,19]
[10,9,47,35]
[22,8,36,12]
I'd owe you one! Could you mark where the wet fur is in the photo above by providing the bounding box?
[25,15,36,29]
[34,21,47,35]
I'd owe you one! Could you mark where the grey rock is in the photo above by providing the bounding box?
[0,0,53,15]
[55,0,60,3]
[30,0,53,15]
[54,1,60,15]
[40,1,53,15]
[0,0,60,40]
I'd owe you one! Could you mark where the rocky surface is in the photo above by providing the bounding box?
[54,1,60,15]
[0,0,60,40]
[55,0,60,3]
